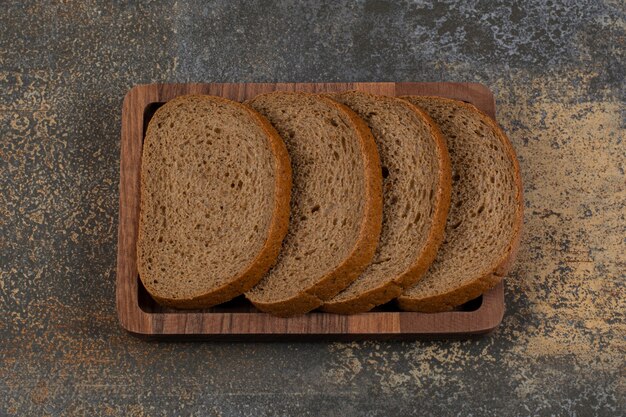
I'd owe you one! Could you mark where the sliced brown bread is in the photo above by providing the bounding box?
[398,96,523,312]
[320,91,452,314]
[137,95,292,309]
[245,92,383,316]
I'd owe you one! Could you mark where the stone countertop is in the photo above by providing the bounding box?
[2,1,624,415]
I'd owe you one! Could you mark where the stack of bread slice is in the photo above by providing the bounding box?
[137,91,523,316]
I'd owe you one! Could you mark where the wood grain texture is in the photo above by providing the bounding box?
[116,82,504,340]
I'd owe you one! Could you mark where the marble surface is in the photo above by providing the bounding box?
[1,1,624,415]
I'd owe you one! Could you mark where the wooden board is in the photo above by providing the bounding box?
[117,82,505,340]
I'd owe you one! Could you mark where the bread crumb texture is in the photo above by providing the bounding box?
[138,96,278,301]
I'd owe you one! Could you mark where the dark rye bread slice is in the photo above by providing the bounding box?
[321,91,452,314]
[398,96,523,312]
[137,95,292,309]
[245,92,383,316]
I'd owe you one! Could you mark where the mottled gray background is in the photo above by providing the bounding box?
[1,1,625,416]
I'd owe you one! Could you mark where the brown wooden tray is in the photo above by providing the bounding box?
[117,82,505,340]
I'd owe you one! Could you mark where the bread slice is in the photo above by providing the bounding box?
[137,95,292,309]
[397,96,523,312]
[245,92,383,316]
[320,91,451,314]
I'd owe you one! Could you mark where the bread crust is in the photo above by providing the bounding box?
[397,96,524,312]
[245,92,383,316]
[137,95,292,309]
[321,92,452,314]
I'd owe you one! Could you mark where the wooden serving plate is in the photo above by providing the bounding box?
[117,82,505,340]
